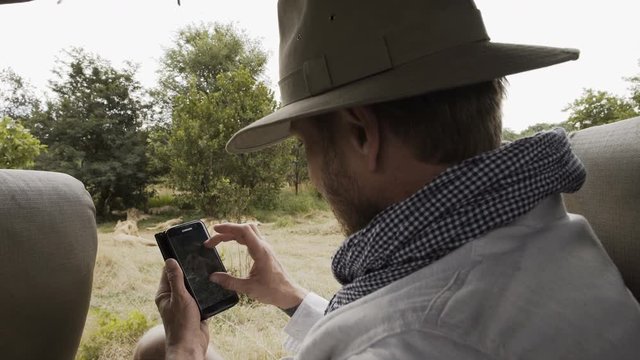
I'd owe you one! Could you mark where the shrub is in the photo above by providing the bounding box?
[0,117,46,169]
[250,184,328,223]
[147,193,177,208]
[77,309,151,360]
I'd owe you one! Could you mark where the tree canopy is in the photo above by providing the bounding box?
[0,117,45,169]
[156,24,291,217]
[0,68,41,122]
[626,64,640,113]
[32,49,150,217]
[564,89,638,130]
[503,61,639,140]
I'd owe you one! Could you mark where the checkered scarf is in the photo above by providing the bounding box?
[326,129,586,313]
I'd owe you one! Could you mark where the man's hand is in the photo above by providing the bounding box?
[155,259,209,360]
[205,223,308,310]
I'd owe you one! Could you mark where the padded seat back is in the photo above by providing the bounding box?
[563,117,640,299]
[0,170,97,360]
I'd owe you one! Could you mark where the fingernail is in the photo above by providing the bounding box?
[209,273,221,283]
[166,258,177,268]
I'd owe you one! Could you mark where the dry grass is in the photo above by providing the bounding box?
[78,211,343,360]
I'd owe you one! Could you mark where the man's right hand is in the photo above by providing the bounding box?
[204,223,309,311]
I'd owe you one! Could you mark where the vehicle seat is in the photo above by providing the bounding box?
[0,170,97,360]
[563,117,640,300]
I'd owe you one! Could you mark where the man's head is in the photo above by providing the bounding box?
[226,0,578,154]
[291,78,506,234]
[226,0,578,233]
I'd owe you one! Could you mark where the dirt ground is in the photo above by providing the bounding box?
[81,211,344,359]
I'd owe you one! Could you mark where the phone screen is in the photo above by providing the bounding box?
[166,222,237,313]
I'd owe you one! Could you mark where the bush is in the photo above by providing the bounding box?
[0,117,45,169]
[277,188,326,214]
[77,309,151,360]
[250,184,328,223]
[147,193,176,208]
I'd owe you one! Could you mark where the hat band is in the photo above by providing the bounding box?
[279,8,489,106]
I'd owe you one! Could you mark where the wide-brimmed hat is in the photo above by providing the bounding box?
[226,0,579,154]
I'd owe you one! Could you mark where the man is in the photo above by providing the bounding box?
[135,0,640,359]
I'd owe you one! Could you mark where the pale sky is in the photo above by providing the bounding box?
[0,0,638,131]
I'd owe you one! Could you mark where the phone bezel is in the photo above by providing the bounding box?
[157,220,239,320]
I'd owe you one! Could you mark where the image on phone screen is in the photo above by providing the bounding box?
[166,223,237,312]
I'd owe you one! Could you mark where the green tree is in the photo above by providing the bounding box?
[0,68,41,122]
[0,117,46,168]
[158,24,290,217]
[36,48,150,217]
[626,65,640,112]
[501,128,520,142]
[519,122,573,138]
[564,89,638,130]
[157,24,267,101]
[502,122,571,141]
[145,123,172,183]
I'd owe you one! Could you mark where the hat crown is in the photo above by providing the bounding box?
[226,0,578,154]
[277,0,489,106]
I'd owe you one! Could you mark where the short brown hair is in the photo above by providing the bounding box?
[370,78,506,164]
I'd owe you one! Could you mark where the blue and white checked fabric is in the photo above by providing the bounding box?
[326,129,586,314]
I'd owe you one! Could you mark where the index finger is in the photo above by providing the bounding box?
[209,223,268,261]
[204,232,238,248]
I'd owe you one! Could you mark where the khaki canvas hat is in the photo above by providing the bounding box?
[226,0,579,154]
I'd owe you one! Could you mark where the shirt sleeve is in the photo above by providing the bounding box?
[282,292,329,354]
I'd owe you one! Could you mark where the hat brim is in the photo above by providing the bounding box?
[227,41,579,154]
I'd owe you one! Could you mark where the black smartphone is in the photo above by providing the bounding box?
[154,220,239,320]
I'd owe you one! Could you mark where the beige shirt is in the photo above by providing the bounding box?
[282,195,640,359]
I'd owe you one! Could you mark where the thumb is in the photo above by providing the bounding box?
[165,259,187,300]
[210,272,248,294]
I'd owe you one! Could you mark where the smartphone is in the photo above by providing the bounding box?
[155,220,239,319]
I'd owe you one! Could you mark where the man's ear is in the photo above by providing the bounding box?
[344,106,381,172]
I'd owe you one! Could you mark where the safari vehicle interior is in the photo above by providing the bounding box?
[1,0,639,359]
[4,116,638,360]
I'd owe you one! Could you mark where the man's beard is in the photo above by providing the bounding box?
[319,146,382,236]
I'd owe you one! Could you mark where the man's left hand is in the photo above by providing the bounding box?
[155,258,209,360]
